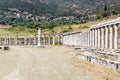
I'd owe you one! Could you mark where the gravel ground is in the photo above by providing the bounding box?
[0,46,119,80]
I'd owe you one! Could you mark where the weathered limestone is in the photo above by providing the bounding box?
[109,25,113,49]
[52,35,55,45]
[48,35,51,45]
[101,27,105,48]
[14,35,18,45]
[24,36,27,45]
[75,53,120,71]
[98,28,101,48]
[88,31,90,47]
[105,26,109,48]
[34,35,37,45]
[95,29,98,48]
[114,24,118,49]
[90,30,92,47]
[38,26,41,47]
[29,36,31,45]
[9,35,12,45]
[44,34,46,45]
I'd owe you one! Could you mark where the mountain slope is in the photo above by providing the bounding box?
[0,0,120,23]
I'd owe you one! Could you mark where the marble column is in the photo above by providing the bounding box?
[109,25,113,49]
[0,35,2,45]
[9,35,12,45]
[38,26,41,46]
[58,35,60,46]
[88,31,90,47]
[105,26,109,48]
[90,30,92,47]
[52,35,55,45]
[114,24,118,49]
[34,35,37,45]
[14,35,18,45]
[92,29,95,47]
[101,27,105,48]
[24,36,27,45]
[29,36,31,45]
[85,32,88,47]
[48,35,51,45]
[95,29,98,48]
[6,35,9,45]
[4,35,7,45]
[98,28,101,48]
[44,34,46,45]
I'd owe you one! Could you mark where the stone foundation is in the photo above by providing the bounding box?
[75,53,120,71]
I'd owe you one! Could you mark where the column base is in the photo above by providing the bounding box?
[32,45,45,48]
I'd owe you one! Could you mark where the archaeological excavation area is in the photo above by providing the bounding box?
[0,18,120,80]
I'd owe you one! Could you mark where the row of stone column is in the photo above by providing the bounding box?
[0,34,62,46]
[89,24,119,49]
[62,24,119,49]
[0,35,37,45]
[43,34,62,45]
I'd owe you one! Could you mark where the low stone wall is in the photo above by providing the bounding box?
[83,48,120,60]
[75,53,120,71]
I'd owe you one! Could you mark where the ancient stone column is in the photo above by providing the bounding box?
[58,35,60,46]
[98,28,101,48]
[109,25,113,49]
[85,32,88,47]
[52,35,55,45]
[34,35,37,45]
[44,34,46,45]
[9,35,12,45]
[6,35,9,45]
[95,29,98,48]
[63,36,65,45]
[4,35,7,45]
[105,26,109,48]
[101,27,105,48]
[24,36,27,45]
[14,35,18,45]
[114,24,118,49]
[92,29,95,47]
[90,30,92,47]
[0,36,2,45]
[87,31,90,47]
[84,33,86,47]
[48,35,51,45]
[29,36,31,45]
[38,26,42,46]
[65,35,68,45]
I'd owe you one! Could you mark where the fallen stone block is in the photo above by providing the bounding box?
[4,46,9,50]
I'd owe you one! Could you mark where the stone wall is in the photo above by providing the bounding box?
[75,53,120,71]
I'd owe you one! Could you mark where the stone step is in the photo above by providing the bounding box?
[75,53,120,71]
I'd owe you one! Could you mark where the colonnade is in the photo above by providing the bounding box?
[62,18,120,50]
[89,18,120,49]
[0,34,62,46]
[42,34,62,45]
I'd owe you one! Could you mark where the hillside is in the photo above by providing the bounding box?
[0,0,120,24]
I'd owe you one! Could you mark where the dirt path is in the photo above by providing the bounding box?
[0,46,120,80]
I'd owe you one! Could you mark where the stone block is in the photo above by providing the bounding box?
[4,46,9,50]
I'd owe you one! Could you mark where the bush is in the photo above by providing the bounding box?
[55,42,63,45]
